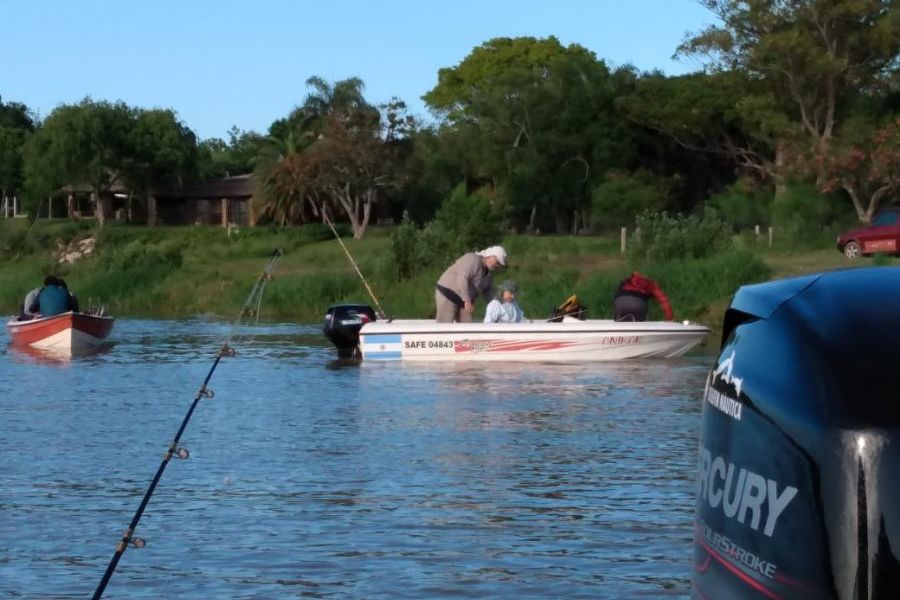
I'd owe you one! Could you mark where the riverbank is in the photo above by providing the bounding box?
[0,220,867,336]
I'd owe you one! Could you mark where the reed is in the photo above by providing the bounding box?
[0,222,778,327]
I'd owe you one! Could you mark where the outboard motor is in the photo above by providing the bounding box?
[323,304,376,358]
[694,268,900,599]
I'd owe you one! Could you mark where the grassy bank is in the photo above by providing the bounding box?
[0,220,875,337]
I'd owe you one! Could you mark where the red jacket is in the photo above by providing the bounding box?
[616,272,674,320]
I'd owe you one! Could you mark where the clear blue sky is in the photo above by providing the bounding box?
[1,0,718,140]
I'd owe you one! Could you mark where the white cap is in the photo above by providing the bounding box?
[477,245,507,266]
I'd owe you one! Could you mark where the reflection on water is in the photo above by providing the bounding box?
[0,319,711,599]
[7,341,117,365]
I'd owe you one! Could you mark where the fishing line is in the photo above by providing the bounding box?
[322,212,387,319]
[91,248,283,600]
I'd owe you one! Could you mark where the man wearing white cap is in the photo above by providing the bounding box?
[435,245,507,322]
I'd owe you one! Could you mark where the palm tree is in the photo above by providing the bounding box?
[253,76,380,227]
[302,75,369,120]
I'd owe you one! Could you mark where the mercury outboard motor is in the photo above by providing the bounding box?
[323,304,376,358]
[694,268,900,599]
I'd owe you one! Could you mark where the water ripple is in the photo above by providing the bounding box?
[0,318,710,598]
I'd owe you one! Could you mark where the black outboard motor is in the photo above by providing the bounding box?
[323,304,376,358]
[694,268,900,599]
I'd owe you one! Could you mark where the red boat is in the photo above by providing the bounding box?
[6,311,115,354]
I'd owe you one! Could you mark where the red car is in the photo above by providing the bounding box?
[837,209,900,258]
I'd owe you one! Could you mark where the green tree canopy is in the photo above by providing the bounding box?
[0,97,35,198]
[679,0,900,173]
[125,108,198,192]
[423,36,635,233]
[23,99,134,223]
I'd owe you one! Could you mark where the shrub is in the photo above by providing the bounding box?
[390,213,419,279]
[632,206,731,261]
[769,184,848,250]
[390,185,505,279]
[100,239,183,272]
[707,179,771,230]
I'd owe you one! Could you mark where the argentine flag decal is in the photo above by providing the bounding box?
[362,333,402,360]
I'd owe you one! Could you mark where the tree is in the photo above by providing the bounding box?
[197,126,264,179]
[820,116,900,222]
[423,37,633,233]
[0,97,35,201]
[122,108,199,221]
[679,0,900,188]
[619,70,786,186]
[256,150,325,226]
[301,75,370,120]
[23,99,133,225]
[253,76,399,235]
[313,112,403,238]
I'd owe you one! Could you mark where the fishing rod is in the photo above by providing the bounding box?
[91,248,284,600]
[321,211,387,319]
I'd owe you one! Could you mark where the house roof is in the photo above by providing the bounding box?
[152,174,253,199]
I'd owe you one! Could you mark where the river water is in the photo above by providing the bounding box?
[0,319,712,599]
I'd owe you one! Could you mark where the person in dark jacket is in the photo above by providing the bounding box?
[613,271,674,322]
[28,275,79,317]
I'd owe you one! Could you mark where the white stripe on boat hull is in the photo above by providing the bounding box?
[30,327,105,353]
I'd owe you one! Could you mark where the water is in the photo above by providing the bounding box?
[0,319,711,599]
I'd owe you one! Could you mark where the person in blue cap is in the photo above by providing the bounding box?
[484,279,525,323]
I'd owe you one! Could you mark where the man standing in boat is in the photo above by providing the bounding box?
[613,271,673,322]
[435,246,507,323]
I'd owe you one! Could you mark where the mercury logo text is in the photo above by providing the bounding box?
[697,448,798,538]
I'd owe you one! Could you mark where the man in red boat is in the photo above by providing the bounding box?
[26,276,79,318]
[613,271,674,322]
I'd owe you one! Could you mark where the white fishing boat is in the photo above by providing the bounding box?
[323,304,709,362]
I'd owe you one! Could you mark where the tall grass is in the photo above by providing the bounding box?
[0,222,771,327]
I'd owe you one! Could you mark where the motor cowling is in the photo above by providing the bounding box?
[694,268,900,599]
[323,304,376,358]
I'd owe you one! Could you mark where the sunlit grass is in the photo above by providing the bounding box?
[1,221,873,327]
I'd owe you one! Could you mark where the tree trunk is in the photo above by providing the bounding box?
[67,194,75,220]
[773,142,788,199]
[336,192,361,238]
[356,189,374,239]
[93,189,106,226]
[843,184,869,223]
[527,204,537,234]
[554,211,566,235]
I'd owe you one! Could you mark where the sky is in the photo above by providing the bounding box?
[1,0,719,140]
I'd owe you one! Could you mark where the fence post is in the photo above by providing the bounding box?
[755,224,760,240]
[768,226,774,248]
[620,227,627,254]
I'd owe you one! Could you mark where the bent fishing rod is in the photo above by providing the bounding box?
[322,212,388,319]
[91,248,284,600]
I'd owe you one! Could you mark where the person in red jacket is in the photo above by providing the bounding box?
[613,271,674,322]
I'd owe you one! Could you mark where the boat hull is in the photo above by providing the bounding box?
[359,319,709,362]
[6,312,115,354]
